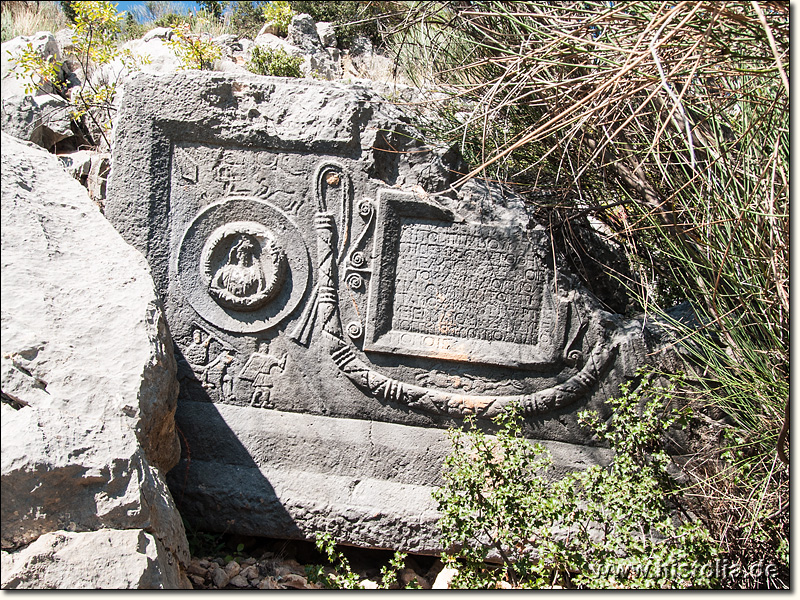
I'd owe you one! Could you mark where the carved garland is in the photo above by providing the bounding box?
[297,160,616,417]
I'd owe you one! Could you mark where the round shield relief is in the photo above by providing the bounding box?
[178,197,310,333]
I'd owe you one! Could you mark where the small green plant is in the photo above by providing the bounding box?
[223,542,247,564]
[261,0,294,37]
[246,45,302,78]
[197,0,226,22]
[184,520,226,558]
[305,533,363,589]
[1,10,12,43]
[122,11,145,41]
[434,375,718,589]
[166,22,221,70]
[305,532,420,589]
[153,12,184,29]
[11,0,144,148]
[13,43,62,96]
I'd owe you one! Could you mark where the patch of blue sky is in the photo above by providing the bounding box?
[114,1,205,22]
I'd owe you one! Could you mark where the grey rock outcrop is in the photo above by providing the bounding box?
[253,13,341,80]
[142,27,173,42]
[0,133,190,588]
[0,93,75,150]
[344,35,400,85]
[316,22,337,49]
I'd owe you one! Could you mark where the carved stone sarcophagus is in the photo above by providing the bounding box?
[107,72,652,553]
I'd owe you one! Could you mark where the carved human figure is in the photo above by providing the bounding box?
[204,350,235,400]
[237,343,287,408]
[209,235,268,305]
[178,327,216,389]
[185,328,212,367]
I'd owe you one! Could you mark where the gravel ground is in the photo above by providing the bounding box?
[185,536,449,590]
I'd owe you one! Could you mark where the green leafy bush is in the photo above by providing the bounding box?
[305,533,419,589]
[153,11,184,29]
[288,1,393,49]
[197,0,226,22]
[261,0,293,37]
[122,11,145,41]
[246,45,302,78]
[229,0,270,39]
[434,376,718,589]
[11,0,144,148]
[166,22,221,70]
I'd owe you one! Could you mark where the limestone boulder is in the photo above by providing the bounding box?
[0,133,190,588]
[1,530,185,589]
[316,22,337,49]
[287,13,323,52]
[0,93,77,151]
[54,28,76,55]
[0,32,86,151]
[142,27,173,42]
[1,32,61,98]
[344,35,398,84]
[252,14,340,80]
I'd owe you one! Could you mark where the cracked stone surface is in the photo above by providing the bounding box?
[1,133,190,588]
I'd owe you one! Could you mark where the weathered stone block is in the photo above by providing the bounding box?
[106,72,653,552]
[1,529,185,589]
[1,133,189,586]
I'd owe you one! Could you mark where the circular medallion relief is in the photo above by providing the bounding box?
[201,223,286,312]
[178,197,310,333]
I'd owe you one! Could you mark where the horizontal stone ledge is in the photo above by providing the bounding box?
[168,405,613,554]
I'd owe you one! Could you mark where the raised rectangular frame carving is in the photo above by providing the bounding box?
[364,189,564,369]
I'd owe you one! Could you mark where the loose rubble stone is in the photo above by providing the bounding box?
[400,567,432,589]
[187,561,208,577]
[241,565,260,580]
[0,33,89,151]
[1,32,61,98]
[210,566,230,588]
[281,573,311,589]
[258,576,280,589]
[432,567,459,589]
[224,560,241,577]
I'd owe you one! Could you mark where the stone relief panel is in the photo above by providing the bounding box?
[166,149,622,425]
[363,191,568,369]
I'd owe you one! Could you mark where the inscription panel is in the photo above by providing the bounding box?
[392,220,545,345]
[364,191,564,369]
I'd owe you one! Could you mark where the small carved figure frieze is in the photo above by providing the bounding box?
[237,343,287,408]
